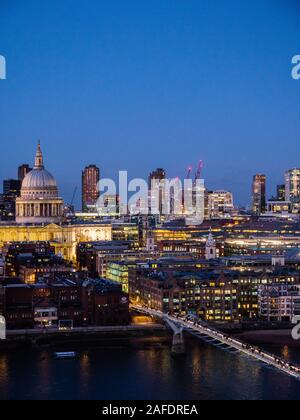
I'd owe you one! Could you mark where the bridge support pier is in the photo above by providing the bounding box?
[164,317,186,355]
[171,330,185,355]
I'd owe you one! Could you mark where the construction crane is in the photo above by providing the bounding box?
[70,186,78,208]
[195,160,204,182]
[186,166,193,179]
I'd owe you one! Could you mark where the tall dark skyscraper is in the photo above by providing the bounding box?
[1,179,22,221]
[252,174,266,215]
[3,179,21,196]
[82,165,100,212]
[18,164,32,181]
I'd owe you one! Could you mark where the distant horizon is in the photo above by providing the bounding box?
[1,0,300,208]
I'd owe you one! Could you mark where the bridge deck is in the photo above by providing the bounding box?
[132,306,300,381]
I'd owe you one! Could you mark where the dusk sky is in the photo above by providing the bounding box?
[0,0,300,208]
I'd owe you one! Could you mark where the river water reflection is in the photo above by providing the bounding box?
[0,336,299,400]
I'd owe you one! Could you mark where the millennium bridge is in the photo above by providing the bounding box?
[132,305,300,381]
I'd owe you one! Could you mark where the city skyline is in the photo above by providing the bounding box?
[1,0,300,207]
[1,142,300,211]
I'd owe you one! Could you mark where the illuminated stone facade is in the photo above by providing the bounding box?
[0,223,112,261]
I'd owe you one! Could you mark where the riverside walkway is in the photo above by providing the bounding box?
[5,324,165,337]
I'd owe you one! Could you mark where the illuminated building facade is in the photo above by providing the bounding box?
[208,190,234,219]
[258,284,300,322]
[82,165,100,212]
[0,223,112,262]
[153,227,192,242]
[252,174,266,215]
[157,239,224,258]
[267,199,291,215]
[129,260,300,321]
[5,242,73,284]
[129,267,239,321]
[112,223,139,242]
[285,169,300,212]
[224,237,300,256]
[224,218,300,236]
[77,241,135,277]
[106,261,136,293]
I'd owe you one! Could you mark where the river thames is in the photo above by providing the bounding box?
[0,335,300,400]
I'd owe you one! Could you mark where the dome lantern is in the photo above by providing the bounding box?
[34,141,44,170]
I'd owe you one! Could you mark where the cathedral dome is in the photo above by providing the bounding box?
[20,142,58,198]
[16,142,64,224]
[22,169,57,190]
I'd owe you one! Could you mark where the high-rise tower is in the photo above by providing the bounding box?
[252,174,266,215]
[82,165,100,212]
[285,169,300,212]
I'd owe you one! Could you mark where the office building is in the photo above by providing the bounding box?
[285,169,300,212]
[258,284,300,322]
[3,179,21,196]
[208,190,234,219]
[1,179,21,220]
[5,241,73,283]
[252,174,266,215]
[277,184,285,202]
[82,165,100,212]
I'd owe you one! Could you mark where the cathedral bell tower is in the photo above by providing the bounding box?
[205,229,217,260]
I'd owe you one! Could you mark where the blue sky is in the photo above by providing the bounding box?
[0,0,300,207]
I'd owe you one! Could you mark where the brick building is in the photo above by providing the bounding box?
[1,275,129,330]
